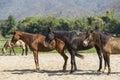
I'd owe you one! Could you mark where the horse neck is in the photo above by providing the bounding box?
[20,33,30,44]
[94,33,110,49]
[54,31,69,42]
[20,33,33,45]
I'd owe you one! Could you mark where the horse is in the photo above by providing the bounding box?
[83,30,120,75]
[2,39,28,56]
[44,27,102,73]
[11,31,83,72]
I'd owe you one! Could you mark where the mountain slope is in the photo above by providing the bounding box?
[0,0,119,20]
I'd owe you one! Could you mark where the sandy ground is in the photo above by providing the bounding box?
[0,53,120,80]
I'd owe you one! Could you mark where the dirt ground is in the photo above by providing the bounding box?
[0,53,120,80]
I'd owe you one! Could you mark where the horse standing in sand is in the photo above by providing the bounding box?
[83,30,120,74]
[2,39,28,56]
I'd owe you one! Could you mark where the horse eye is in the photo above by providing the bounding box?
[13,36,15,38]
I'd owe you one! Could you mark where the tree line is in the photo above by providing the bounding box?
[0,10,120,37]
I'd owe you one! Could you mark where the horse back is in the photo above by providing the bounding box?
[103,37,120,54]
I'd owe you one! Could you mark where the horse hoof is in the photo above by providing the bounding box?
[107,72,110,75]
[107,73,110,75]
[102,71,105,73]
[70,70,74,74]
[1,54,7,56]
[97,69,101,72]
[70,71,73,74]
[35,69,39,72]
[74,68,77,71]
[63,70,66,73]
[35,68,40,72]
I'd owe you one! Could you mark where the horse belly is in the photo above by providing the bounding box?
[111,46,120,54]
[38,45,54,52]
[38,42,55,52]
[14,41,23,47]
[110,41,120,54]
[38,48,54,52]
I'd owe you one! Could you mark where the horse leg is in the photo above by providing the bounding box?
[2,53,6,56]
[22,48,24,55]
[2,48,7,56]
[58,50,68,72]
[33,51,39,71]
[25,45,28,55]
[69,50,76,73]
[74,53,77,71]
[106,53,111,75]
[95,46,102,72]
[12,48,16,55]
[103,53,107,73]
[9,48,12,55]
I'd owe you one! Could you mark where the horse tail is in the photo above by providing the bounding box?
[75,53,84,59]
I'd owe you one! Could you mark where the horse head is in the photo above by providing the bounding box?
[11,31,21,44]
[83,30,95,47]
[44,27,55,47]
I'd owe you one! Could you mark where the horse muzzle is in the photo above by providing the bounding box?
[43,41,49,47]
[83,40,88,47]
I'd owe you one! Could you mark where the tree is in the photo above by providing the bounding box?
[1,15,16,37]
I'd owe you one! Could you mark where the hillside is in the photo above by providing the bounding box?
[0,0,119,20]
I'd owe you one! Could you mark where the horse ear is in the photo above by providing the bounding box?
[48,27,53,32]
[48,27,51,31]
[90,30,93,33]
[12,28,17,34]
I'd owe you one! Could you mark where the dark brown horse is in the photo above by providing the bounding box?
[83,30,120,74]
[44,27,102,73]
[11,31,83,72]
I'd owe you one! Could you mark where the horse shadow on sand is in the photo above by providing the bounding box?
[3,69,36,74]
[3,69,120,76]
[40,69,120,76]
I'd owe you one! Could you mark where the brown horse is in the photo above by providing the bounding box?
[11,31,83,72]
[2,39,28,56]
[83,30,120,75]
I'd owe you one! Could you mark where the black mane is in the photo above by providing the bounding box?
[95,31,111,46]
[55,30,83,36]
[53,30,84,42]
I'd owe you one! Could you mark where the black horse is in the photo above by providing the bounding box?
[44,27,102,73]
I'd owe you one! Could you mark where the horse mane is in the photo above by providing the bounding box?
[95,31,111,46]
[55,30,83,37]
[69,30,83,36]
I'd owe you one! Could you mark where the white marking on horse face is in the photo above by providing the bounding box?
[83,39,89,47]
[43,41,48,47]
